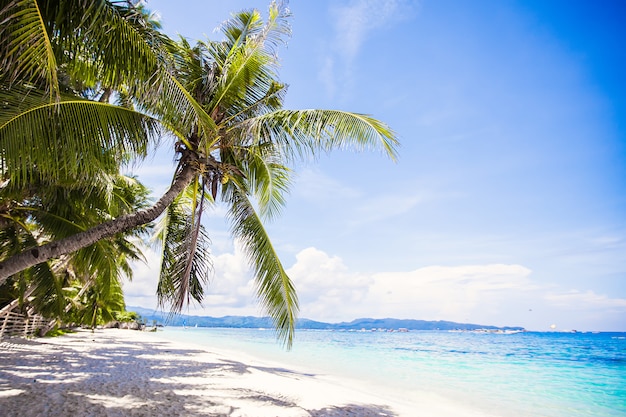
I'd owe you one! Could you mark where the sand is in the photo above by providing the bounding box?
[0,329,495,417]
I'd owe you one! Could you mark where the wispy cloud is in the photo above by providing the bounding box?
[544,290,626,310]
[293,168,362,202]
[321,0,418,97]
[292,168,424,228]
[348,193,422,227]
[330,0,415,61]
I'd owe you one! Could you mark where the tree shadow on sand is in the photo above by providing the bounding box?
[0,331,399,417]
[307,404,397,416]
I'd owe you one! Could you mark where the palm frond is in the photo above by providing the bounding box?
[239,109,399,162]
[258,1,292,53]
[226,144,291,220]
[0,0,168,93]
[218,1,290,59]
[219,8,264,49]
[223,80,287,125]
[0,214,33,261]
[1,0,215,150]
[108,174,153,217]
[0,84,160,187]
[80,1,167,89]
[206,2,290,124]
[154,184,212,314]
[28,260,65,317]
[134,67,218,149]
[224,184,298,348]
[0,0,60,97]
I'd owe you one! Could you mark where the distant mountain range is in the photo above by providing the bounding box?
[127,306,525,331]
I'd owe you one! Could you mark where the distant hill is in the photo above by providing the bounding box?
[127,306,525,331]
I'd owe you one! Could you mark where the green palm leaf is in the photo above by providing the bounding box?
[0,0,59,96]
[0,84,160,187]
[225,184,298,348]
[133,67,219,150]
[226,143,291,220]
[28,260,65,317]
[205,2,290,125]
[1,0,167,95]
[154,185,212,314]
[240,109,399,162]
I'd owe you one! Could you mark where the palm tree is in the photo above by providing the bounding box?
[0,1,398,346]
[0,171,150,325]
[0,0,215,278]
[0,0,179,274]
[0,0,175,330]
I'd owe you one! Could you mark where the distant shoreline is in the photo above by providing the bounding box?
[128,305,526,332]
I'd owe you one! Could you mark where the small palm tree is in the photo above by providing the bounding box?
[0,1,398,346]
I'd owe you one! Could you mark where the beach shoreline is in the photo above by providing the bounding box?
[0,328,493,417]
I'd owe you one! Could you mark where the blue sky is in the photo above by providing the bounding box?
[124,0,626,331]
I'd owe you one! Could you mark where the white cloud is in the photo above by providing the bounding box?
[288,248,526,320]
[285,248,626,330]
[126,244,626,331]
[287,247,372,319]
[289,254,536,323]
[365,264,536,322]
[207,241,255,306]
[124,240,257,314]
[124,248,162,309]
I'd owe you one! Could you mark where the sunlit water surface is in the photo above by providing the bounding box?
[152,327,625,417]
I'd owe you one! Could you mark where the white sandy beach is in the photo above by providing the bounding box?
[0,329,495,417]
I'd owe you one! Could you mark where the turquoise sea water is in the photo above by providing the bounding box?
[154,327,625,417]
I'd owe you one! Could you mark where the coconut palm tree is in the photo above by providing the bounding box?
[0,171,151,325]
[0,1,398,346]
[0,0,216,279]
[0,0,179,330]
[0,0,180,275]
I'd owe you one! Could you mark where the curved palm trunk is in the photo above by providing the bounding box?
[0,165,196,284]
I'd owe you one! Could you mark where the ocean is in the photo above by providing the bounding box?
[153,327,625,417]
